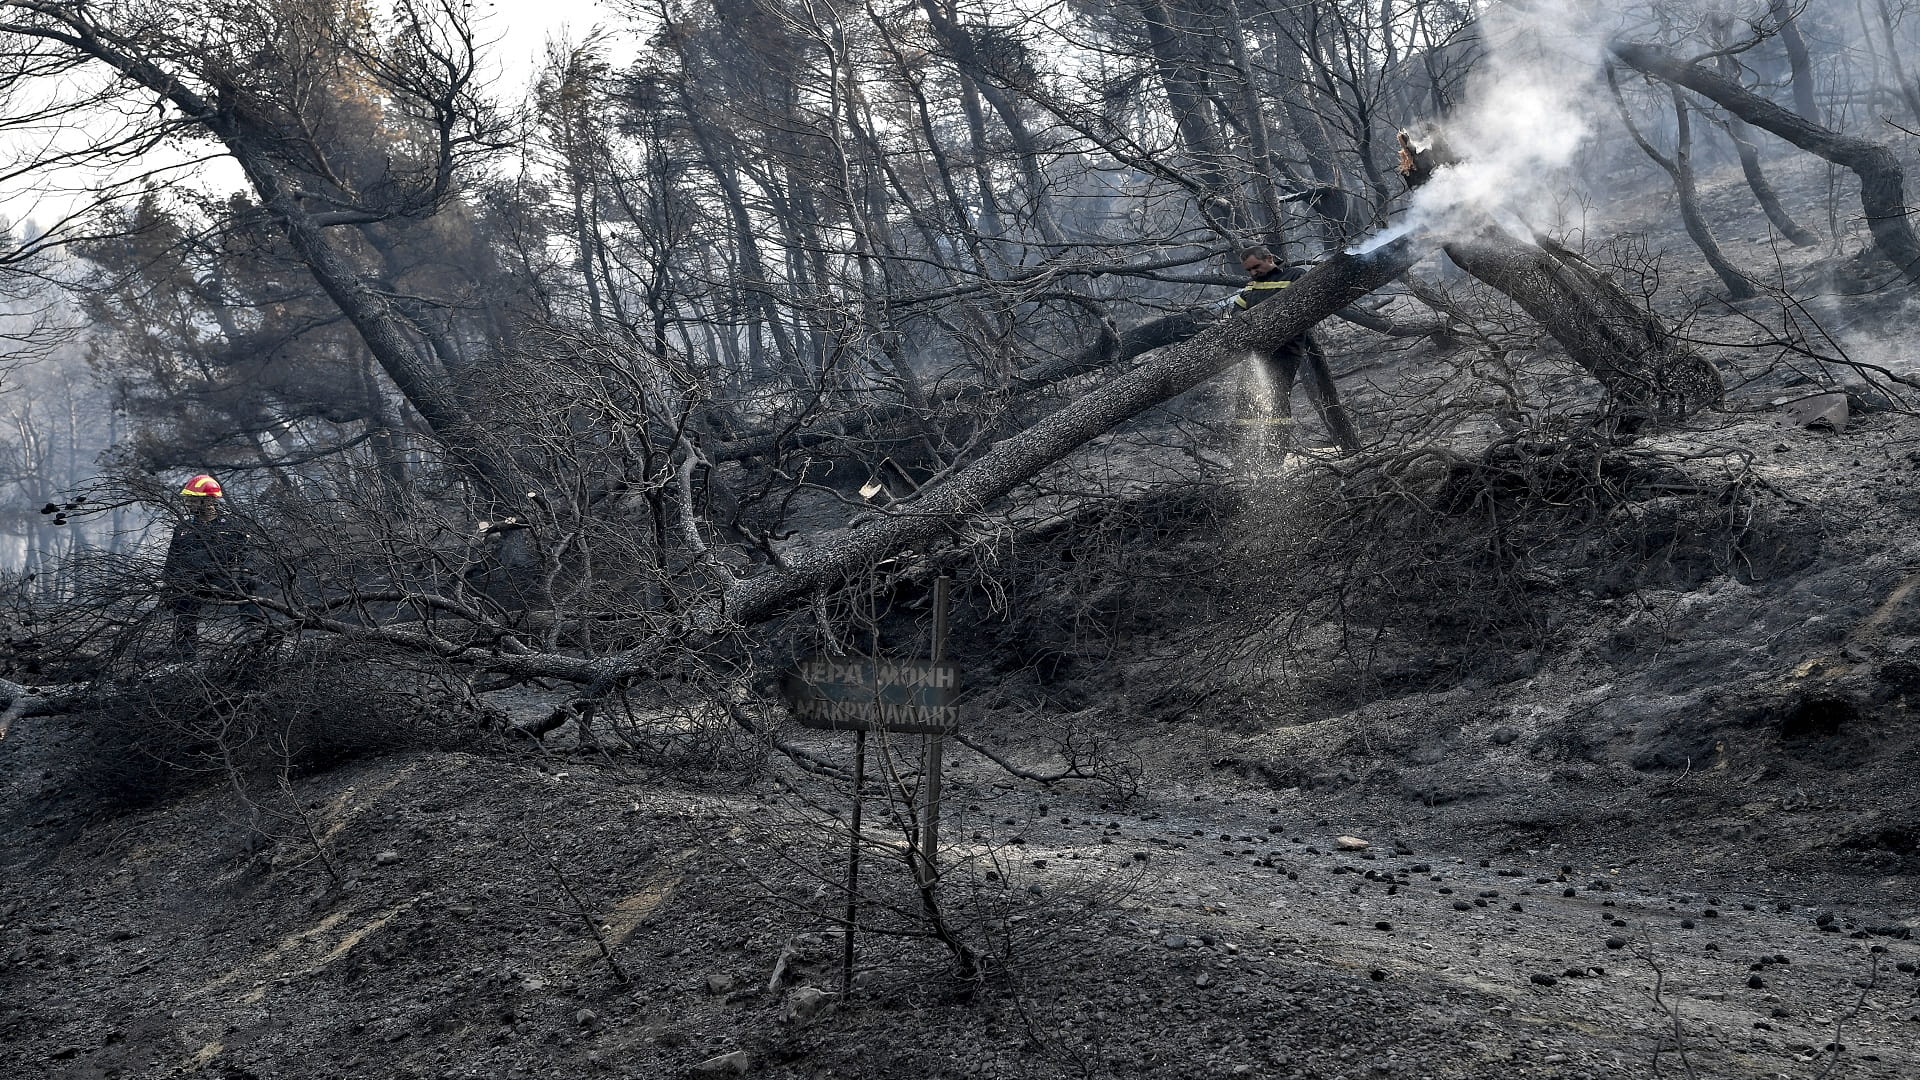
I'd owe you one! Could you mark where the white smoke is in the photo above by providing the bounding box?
[1350,1,1613,254]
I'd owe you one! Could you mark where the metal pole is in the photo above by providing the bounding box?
[842,727,866,997]
[917,577,950,890]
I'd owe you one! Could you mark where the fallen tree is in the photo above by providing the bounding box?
[1443,224,1724,423]
[708,307,1219,464]
[441,219,1721,735]
[701,241,1423,631]
[8,215,1724,740]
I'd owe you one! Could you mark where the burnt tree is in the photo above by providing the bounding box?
[1612,40,1920,286]
[1443,225,1723,425]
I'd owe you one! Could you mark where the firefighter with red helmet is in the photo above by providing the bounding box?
[162,475,252,657]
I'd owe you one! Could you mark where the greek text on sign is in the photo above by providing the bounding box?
[782,656,959,734]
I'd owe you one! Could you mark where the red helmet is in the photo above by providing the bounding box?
[179,474,224,498]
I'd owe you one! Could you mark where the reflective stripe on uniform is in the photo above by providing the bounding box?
[1233,278,1291,308]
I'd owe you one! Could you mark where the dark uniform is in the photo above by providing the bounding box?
[162,516,252,655]
[1234,265,1361,452]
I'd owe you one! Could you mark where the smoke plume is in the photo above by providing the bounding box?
[1352,1,1612,254]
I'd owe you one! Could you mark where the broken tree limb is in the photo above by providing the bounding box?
[0,677,86,738]
[1443,222,1723,422]
[697,238,1423,634]
[1610,39,1920,285]
[511,241,1423,736]
[707,308,1218,464]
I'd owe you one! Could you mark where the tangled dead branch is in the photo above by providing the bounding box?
[1194,422,1819,706]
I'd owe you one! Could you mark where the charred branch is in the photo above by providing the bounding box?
[708,308,1218,464]
[1611,40,1920,286]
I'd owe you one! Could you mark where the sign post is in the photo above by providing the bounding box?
[916,578,950,890]
[781,582,960,997]
[781,657,958,734]
[842,727,865,996]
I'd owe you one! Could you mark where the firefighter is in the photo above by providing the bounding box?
[1234,246,1361,452]
[162,474,252,657]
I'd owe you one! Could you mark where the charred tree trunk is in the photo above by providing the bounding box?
[693,129,796,380]
[1443,224,1723,425]
[1607,67,1757,299]
[1612,40,1920,285]
[1768,0,1820,123]
[243,167,511,495]
[702,239,1422,632]
[1724,113,1821,246]
[710,293,1449,465]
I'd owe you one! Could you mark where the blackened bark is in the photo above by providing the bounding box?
[260,180,508,490]
[1768,0,1820,122]
[1612,40,1920,285]
[709,296,1447,465]
[1606,67,1757,299]
[708,308,1219,463]
[1443,224,1723,423]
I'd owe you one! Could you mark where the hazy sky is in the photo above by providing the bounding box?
[475,0,626,92]
[0,0,633,235]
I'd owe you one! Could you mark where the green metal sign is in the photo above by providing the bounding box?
[782,656,959,733]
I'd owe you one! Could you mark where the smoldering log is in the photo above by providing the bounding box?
[1397,130,1459,191]
[1442,222,1723,423]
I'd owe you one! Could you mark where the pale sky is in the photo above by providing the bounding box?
[474,0,627,93]
[1,0,633,239]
